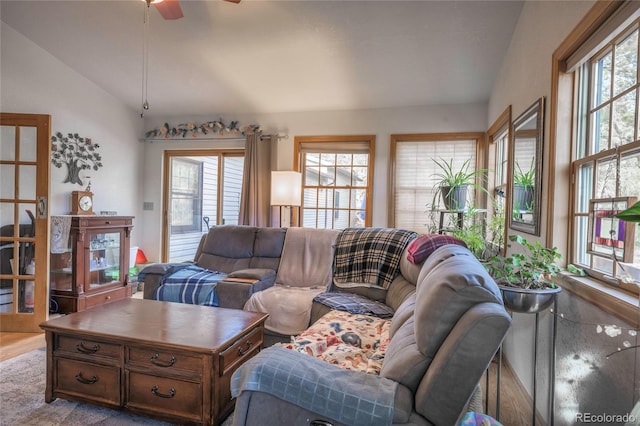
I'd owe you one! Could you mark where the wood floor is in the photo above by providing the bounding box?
[0,331,45,362]
[482,354,547,426]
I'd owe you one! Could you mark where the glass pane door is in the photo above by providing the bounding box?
[0,113,50,332]
[164,151,244,262]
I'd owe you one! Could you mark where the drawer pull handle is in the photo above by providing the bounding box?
[75,372,98,384]
[76,341,100,354]
[151,385,176,399]
[150,353,176,367]
[237,340,253,356]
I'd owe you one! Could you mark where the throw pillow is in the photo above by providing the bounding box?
[406,234,467,264]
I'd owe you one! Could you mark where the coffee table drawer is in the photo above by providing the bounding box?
[219,326,262,375]
[56,335,121,359]
[127,371,202,422]
[55,358,120,405]
[128,347,203,374]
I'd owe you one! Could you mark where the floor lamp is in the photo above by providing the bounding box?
[271,171,302,227]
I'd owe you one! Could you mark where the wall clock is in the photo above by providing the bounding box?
[71,191,94,215]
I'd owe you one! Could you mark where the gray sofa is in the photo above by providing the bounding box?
[142,226,511,425]
[141,225,286,309]
[231,244,511,426]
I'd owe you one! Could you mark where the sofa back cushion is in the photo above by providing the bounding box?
[380,245,502,393]
[196,225,257,273]
[249,227,286,270]
[379,308,428,392]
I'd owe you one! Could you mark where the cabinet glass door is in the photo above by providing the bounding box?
[49,224,72,294]
[88,231,121,291]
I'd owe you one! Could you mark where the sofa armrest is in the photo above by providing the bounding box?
[227,268,276,281]
[217,268,276,309]
[232,346,397,426]
[139,262,192,300]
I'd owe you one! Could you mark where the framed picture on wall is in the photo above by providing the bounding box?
[587,197,637,263]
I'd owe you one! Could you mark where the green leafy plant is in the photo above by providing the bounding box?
[431,157,488,210]
[450,207,487,259]
[514,159,535,187]
[486,198,506,254]
[486,234,584,289]
[616,201,640,223]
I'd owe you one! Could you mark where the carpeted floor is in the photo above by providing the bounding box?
[0,348,233,425]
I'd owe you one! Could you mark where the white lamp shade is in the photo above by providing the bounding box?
[271,171,302,206]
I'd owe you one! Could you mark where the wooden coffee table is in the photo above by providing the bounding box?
[40,298,268,425]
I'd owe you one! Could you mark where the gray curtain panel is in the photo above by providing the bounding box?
[239,133,272,226]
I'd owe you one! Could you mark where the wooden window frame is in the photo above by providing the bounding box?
[293,135,375,229]
[487,107,512,256]
[550,0,639,326]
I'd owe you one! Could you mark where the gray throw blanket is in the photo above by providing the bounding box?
[243,228,340,335]
[333,228,418,289]
[231,346,397,426]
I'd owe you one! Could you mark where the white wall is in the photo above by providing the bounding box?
[488,2,639,423]
[141,104,487,261]
[1,22,145,246]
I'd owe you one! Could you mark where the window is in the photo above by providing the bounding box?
[487,107,511,254]
[163,150,244,262]
[389,133,485,234]
[170,158,203,234]
[570,17,640,292]
[294,136,374,229]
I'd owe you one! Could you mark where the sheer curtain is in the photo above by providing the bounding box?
[238,133,272,226]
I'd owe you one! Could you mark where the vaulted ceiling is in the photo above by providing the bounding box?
[1,0,524,117]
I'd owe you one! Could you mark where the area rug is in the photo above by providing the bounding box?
[0,348,233,425]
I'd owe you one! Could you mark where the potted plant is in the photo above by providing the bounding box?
[513,159,535,213]
[486,234,582,313]
[432,157,488,211]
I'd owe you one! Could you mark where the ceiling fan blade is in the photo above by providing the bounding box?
[154,0,184,20]
[224,0,241,3]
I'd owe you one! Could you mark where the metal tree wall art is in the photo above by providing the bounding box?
[51,132,103,185]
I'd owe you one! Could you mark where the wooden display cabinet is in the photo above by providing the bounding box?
[50,216,134,313]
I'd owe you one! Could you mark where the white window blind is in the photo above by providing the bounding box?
[393,138,477,233]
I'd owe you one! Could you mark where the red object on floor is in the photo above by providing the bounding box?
[135,249,148,264]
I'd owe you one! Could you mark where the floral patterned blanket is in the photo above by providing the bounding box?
[279,309,391,375]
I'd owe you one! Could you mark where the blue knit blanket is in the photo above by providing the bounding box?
[231,346,397,426]
[154,264,225,307]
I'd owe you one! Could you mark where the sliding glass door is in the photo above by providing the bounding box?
[162,150,243,262]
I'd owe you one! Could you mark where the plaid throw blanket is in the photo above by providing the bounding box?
[154,265,225,307]
[333,228,418,289]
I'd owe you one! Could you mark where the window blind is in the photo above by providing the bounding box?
[393,138,477,233]
[297,142,371,154]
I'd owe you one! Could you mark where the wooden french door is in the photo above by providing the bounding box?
[0,113,50,332]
